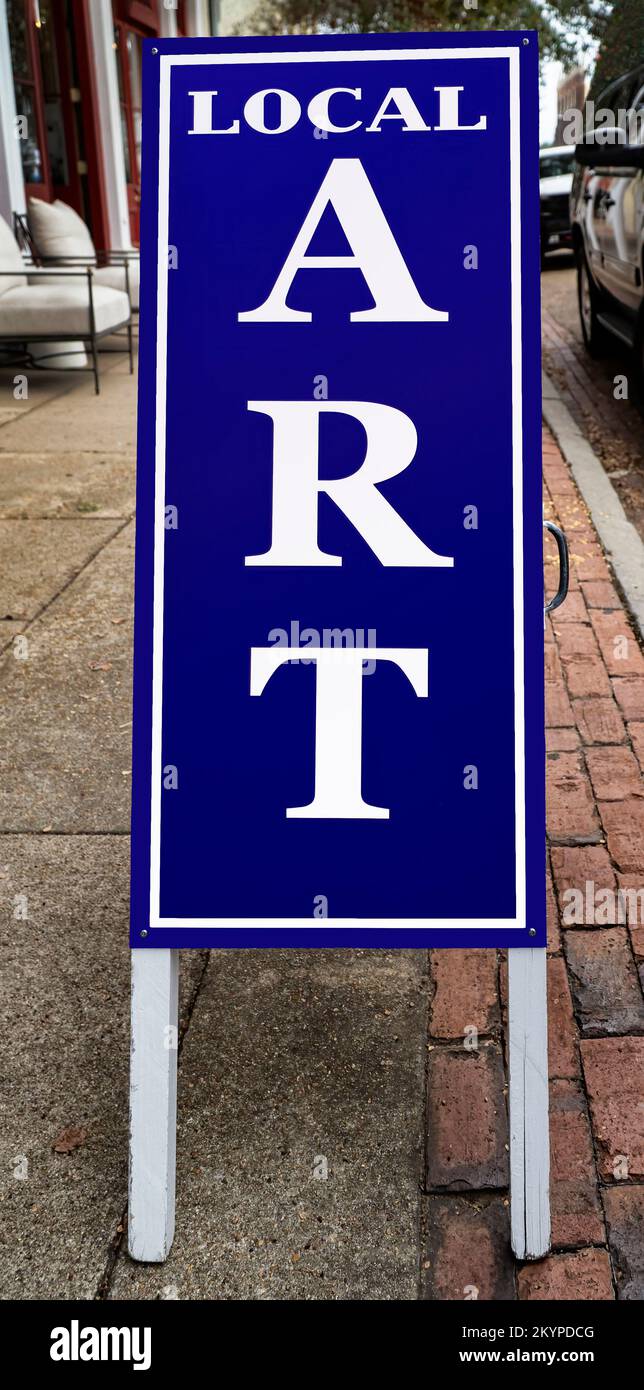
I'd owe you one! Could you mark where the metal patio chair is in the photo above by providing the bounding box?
[19,200,140,319]
[0,215,132,394]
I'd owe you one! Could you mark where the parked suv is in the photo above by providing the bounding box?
[540,145,575,258]
[571,62,644,382]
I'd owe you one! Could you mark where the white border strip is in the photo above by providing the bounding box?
[150,53,171,930]
[150,46,525,931]
[508,46,525,932]
[166,46,520,64]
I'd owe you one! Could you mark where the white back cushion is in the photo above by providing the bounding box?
[28,198,95,260]
[0,215,27,296]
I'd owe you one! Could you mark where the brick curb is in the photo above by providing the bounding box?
[542,368,644,639]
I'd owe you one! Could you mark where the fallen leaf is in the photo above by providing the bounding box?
[52,1125,88,1154]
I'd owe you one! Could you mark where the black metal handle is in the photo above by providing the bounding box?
[544,521,569,614]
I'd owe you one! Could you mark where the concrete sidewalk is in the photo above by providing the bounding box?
[0,353,642,1300]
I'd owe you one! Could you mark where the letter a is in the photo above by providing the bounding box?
[239,158,448,323]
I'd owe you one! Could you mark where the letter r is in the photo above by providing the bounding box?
[245,400,454,568]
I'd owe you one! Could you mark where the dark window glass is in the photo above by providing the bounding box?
[15,86,44,182]
[7,0,31,82]
[540,152,574,178]
[37,0,68,185]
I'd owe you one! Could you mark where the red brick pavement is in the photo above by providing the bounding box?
[422,427,644,1302]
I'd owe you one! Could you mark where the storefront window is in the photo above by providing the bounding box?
[7,0,47,187]
[6,0,80,200]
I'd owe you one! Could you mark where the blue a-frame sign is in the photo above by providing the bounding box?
[130,30,545,949]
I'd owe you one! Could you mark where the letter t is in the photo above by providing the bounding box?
[250,646,428,819]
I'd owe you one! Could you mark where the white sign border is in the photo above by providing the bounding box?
[150,45,525,933]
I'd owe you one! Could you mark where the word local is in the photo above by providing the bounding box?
[188,84,487,136]
[230,153,457,821]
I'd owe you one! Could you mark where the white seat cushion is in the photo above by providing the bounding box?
[0,283,130,336]
[95,258,140,309]
[27,199,139,307]
[28,197,95,260]
[0,215,27,295]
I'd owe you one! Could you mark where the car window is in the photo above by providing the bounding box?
[598,76,632,122]
[540,153,574,177]
[596,67,644,133]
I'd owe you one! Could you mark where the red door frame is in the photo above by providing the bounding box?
[112,2,187,244]
[47,0,84,213]
[71,0,110,249]
[113,3,163,244]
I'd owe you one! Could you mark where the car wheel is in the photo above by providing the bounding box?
[577,252,607,357]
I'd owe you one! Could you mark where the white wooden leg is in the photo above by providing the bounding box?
[508,947,550,1260]
[128,948,179,1262]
